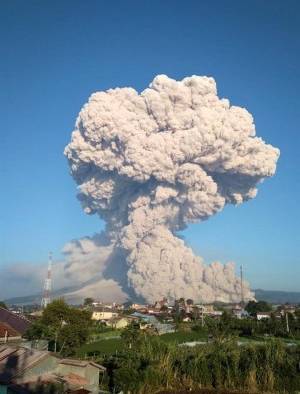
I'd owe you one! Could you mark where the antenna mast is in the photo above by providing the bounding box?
[41,252,53,309]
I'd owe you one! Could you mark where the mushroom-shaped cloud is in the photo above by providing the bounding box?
[64,75,279,303]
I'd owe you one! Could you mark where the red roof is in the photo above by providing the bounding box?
[0,308,30,335]
[0,322,20,338]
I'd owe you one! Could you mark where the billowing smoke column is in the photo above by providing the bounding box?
[64,75,279,303]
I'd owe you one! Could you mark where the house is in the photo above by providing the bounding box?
[131,303,147,311]
[193,304,223,319]
[0,345,105,394]
[147,307,162,315]
[0,345,58,393]
[131,313,175,335]
[29,310,43,318]
[0,308,31,343]
[106,317,130,329]
[91,308,118,321]
[91,302,124,311]
[257,312,272,320]
[57,358,106,393]
[0,324,21,344]
[200,304,215,314]
[278,305,296,316]
[210,310,223,317]
[232,307,249,319]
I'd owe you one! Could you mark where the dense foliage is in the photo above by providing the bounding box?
[0,301,7,309]
[100,333,300,393]
[83,297,94,307]
[25,299,91,355]
[245,301,272,316]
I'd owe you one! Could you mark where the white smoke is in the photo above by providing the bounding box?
[63,233,112,285]
[64,75,279,304]
[61,233,128,303]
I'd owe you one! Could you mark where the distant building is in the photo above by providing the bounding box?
[195,304,215,314]
[29,310,43,318]
[91,302,124,311]
[193,304,223,318]
[256,312,272,320]
[279,305,296,315]
[106,317,130,329]
[91,308,118,321]
[131,312,175,335]
[131,303,147,311]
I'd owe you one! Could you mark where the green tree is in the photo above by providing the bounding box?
[121,321,143,349]
[245,300,272,317]
[83,297,94,307]
[0,301,7,309]
[25,299,92,355]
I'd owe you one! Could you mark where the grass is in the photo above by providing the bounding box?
[271,335,300,344]
[158,390,253,394]
[77,328,300,359]
[159,330,208,344]
[77,330,208,357]
[77,337,124,358]
[87,329,122,343]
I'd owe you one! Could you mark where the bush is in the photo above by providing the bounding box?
[101,334,300,393]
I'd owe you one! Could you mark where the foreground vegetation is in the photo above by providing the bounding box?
[99,330,300,393]
[74,321,300,393]
[26,299,92,355]
[25,299,300,392]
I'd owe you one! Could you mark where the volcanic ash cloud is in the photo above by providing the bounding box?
[64,75,279,303]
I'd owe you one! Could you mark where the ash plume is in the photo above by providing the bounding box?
[64,75,279,303]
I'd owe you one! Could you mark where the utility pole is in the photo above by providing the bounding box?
[41,252,53,309]
[286,311,290,334]
[240,265,245,308]
[213,271,217,304]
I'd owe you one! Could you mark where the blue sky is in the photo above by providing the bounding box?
[0,0,299,293]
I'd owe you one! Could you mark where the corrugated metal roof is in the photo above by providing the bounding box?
[0,345,50,384]
[59,358,106,371]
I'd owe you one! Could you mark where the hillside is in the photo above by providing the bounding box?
[4,288,300,306]
[254,289,300,304]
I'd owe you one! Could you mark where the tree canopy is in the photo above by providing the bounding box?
[0,301,7,309]
[26,299,92,355]
[83,297,94,307]
[245,300,272,316]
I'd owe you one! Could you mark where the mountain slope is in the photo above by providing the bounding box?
[254,289,300,304]
[4,288,300,305]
